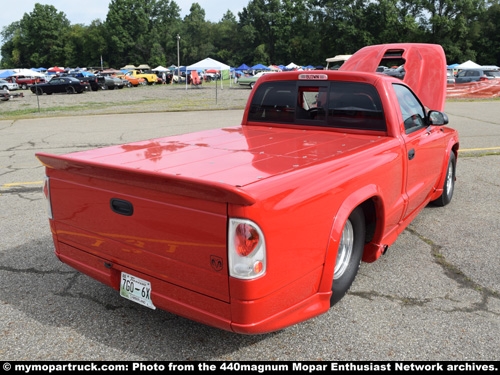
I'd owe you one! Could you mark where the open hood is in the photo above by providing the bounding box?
[340,43,447,111]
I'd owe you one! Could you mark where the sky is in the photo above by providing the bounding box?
[0,0,249,30]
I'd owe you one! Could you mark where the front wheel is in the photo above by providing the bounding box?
[431,152,456,207]
[330,206,365,306]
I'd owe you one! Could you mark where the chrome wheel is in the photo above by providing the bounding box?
[334,219,354,280]
[445,160,454,197]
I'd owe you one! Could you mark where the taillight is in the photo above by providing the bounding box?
[479,76,488,81]
[228,219,266,279]
[43,176,53,219]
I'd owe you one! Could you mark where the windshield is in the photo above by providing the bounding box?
[485,70,500,78]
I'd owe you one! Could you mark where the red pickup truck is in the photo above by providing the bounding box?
[36,43,459,334]
[10,75,45,90]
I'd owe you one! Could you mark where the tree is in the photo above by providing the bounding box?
[182,3,214,64]
[105,0,151,66]
[476,2,500,65]
[420,0,486,63]
[210,11,240,66]
[2,4,71,68]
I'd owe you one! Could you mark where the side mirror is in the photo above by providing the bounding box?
[427,110,449,126]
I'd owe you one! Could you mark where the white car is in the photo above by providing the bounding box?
[0,78,19,91]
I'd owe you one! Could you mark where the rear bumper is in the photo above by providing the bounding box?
[54,240,331,335]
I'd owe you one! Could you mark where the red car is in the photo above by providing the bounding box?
[36,44,458,334]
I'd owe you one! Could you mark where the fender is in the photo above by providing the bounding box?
[429,138,459,202]
[318,184,384,293]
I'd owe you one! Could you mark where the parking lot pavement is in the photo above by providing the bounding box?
[0,103,499,361]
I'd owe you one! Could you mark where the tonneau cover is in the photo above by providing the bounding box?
[37,126,383,205]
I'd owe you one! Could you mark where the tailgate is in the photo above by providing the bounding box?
[48,169,230,302]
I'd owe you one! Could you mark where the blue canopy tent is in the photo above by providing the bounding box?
[236,64,250,70]
[0,70,16,78]
[250,64,269,70]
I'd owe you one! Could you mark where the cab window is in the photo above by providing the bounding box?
[247,80,386,132]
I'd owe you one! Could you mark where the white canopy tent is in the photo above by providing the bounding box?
[13,68,45,77]
[286,62,300,70]
[152,65,169,72]
[456,60,481,69]
[186,57,230,72]
[185,57,231,89]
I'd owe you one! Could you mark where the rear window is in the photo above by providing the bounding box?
[247,81,386,131]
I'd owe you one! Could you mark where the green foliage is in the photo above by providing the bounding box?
[2,0,500,70]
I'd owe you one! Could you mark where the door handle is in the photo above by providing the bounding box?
[408,148,415,160]
[110,198,134,216]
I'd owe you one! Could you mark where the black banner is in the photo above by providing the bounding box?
[1,361,498,374]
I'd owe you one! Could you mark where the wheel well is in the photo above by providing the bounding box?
[359,199,377,244]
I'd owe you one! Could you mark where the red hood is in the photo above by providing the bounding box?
[340,43,447,111]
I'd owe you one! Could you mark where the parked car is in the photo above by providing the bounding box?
[237,71,276,89]
[454,68,500,83]
[97,74,125,90]
[5,75,45,90]
[381,64,405,79]
[63,72,99,91]
[447,69,455,84]
[118,74,145,87]
[0,78,19,91]
[29,76,86,95]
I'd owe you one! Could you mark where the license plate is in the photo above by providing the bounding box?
[120,272,156,310]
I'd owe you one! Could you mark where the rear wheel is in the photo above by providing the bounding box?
[330,206,365,306]
[431,152,456,207]
[66,86,76,94]
[21,84,28,90]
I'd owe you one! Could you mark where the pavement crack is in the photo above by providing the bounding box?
[405,227,499,302]
[54,272,123,311]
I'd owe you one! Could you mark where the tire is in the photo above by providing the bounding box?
[66,86,76,94]
[431,152,456,207]
[21,84,28,90]
[250,82,255,89]
[330,206,365,306]
[2,85,8,90]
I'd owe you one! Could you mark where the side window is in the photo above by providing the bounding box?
[393,84,426,133]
